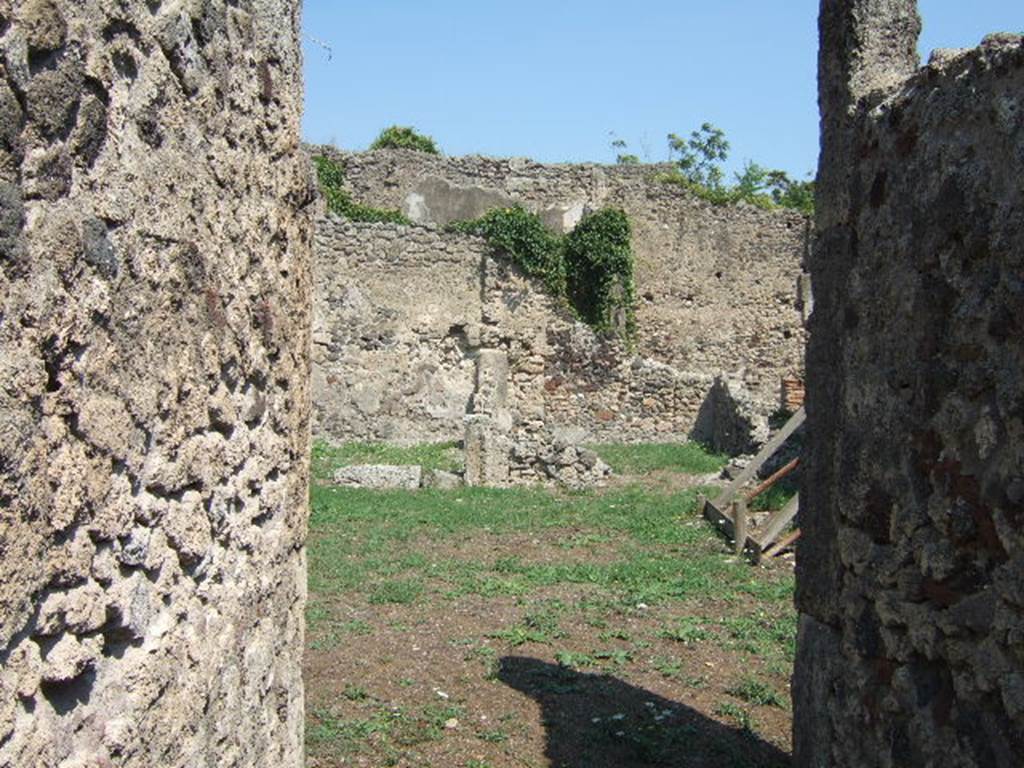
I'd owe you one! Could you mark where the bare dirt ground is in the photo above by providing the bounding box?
[305,461,795,768]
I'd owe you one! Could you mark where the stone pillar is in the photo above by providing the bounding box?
[795,2,1024,765]
[464,349,510,486]
[816,0,920,231]
[0,2,312,766]
[463,415,510,487]
[473,348,510,416]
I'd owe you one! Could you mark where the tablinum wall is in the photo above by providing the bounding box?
[3,0,1021,765]
[312,151,810,455]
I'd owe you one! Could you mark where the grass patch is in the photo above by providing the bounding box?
[305,449,798,764]
[555,650,596,669]
[726,676,786,708]
[713,701,756,731]
[476,728,509,744]
[651,655,684,679]
[307,483,795,610]
[311,439,462,482]
[343,684,369,701]
[368,579,424,605]
[589,442,728,475]
[307,702,465,760]
[659,616,713,645]
[489,604,566,646]
[720,612,797,660]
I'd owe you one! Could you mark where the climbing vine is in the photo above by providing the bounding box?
[312,155,411,224]
[564,208,636,336]
[449,206,635,339]
[447,206,566,296]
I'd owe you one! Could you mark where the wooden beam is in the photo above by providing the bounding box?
[702,497,763,563]
[702,497,735,540]
[756,493,800,551]
[744,458,800,502]
[733,499,748,556]
[712,407,805,510]
[763,528,801,558]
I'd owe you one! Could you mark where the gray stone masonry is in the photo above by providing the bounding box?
[464,415,510,487]
[794,2,1024,766]
[333,465,423,491]
[312,194,806,452]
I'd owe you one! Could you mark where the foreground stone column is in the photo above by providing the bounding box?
[0,2,312,766]
[796,2,1023,766]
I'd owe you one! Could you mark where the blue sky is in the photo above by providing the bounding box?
[301,1,1021,178]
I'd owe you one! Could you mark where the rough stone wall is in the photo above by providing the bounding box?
[312,219,484,443]
[312,150,809,449]
[0,2,312,767]
[794,2,1024,765]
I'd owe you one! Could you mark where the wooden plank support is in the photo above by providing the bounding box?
[744,458,800,502]
[763,528,801,558]
[756,493,800,551]
[733,499,748,556]
[702,497,735,541]
[712,407,805,511]
[701,496,763,563]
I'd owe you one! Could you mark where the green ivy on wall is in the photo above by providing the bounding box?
[564,208,636,337]
[312,155,412,224]
[447,206,567,296]
[449,206,636,340]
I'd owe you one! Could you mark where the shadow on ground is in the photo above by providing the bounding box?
[499,656,790,768]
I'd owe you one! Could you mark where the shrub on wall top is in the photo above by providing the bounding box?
[370,126,441,155]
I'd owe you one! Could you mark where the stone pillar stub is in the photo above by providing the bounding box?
[465,349,511,486]
[817,0,921,231]
[464,415,510,487]
[474,349,509,415]
[819,0,921,110]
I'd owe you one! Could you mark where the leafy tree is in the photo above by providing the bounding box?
[766,171,816,215]
[658,123,815,214]
[370,125,440,154]
[611,138,640,165]
[733,161,771,201]
[667,122,730,190]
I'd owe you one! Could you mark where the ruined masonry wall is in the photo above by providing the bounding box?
[313,220,486,443]
[0,2,312,766]
[794,5,1024,765]
[312,150,809,449]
